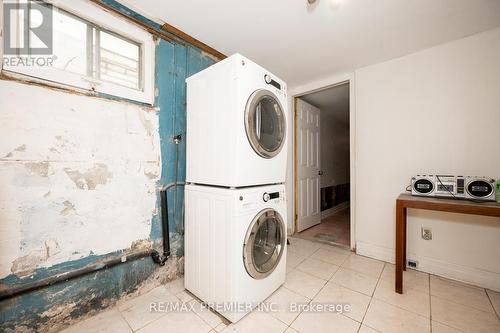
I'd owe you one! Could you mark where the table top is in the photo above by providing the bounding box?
[397,193,500,217]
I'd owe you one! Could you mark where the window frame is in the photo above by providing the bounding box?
[1,0,155,104]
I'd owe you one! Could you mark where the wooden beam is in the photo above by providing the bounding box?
[161,23,226,60]
[90,0,226,60]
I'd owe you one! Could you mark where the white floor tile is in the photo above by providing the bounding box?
[295,257,339,280]
[291,311,360,333]
[320,244,352,256]
[164,278,186,295]
[373,279,430,317]
[286,250,308,271]
[287,238,322,257]
[176,290,195,303]
[284,269,327,299]
[341,255,384,278]
[119,286,178,331]
[330,268,378,296]
[222,311,287,333]
[431,321,465,333]
[284,327,299,333]
[58,256,500,333]
[214,322,228,332]
[358,325,381,333]
[313,281,371,322]
[310,248,349,266]
[60,308,131,333]
[380,264,429,293]
[430,276,494,313]
[486,289,500,316]
[135,311,212,333]
[363,299,430,333]
[264,286,310,325]
[189,300,225,328]
[431,296,500,333]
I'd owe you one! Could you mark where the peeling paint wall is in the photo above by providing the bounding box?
[0,2,217,331]
[0,80,160,278]
[155,39,216,244]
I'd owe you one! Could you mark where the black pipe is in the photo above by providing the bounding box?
[1,187,174,299]
[151,189,170,265]
[0,249,151,301]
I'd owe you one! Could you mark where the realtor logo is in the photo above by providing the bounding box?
[3,1,53,55]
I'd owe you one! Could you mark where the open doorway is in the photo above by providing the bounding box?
[294,82,351,248]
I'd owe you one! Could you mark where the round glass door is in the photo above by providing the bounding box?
[243,208,285,279]
[245,89,286,158]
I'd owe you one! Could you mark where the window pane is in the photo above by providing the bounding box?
[99,31,140,89]
[48,9,87,75]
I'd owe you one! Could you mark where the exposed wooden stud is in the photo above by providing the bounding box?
[161,23,226,60]
[90,0,226,60]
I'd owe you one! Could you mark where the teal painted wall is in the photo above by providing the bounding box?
[0,1,216,331]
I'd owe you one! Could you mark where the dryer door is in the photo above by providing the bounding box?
[243,208,286,279]
[245,90,286,158]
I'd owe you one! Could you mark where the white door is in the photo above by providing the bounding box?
[296,99,321,232]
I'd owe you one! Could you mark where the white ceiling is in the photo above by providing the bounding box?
[119,0,500,88]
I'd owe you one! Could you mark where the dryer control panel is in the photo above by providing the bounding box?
[263,191,280,202]
[263,73,287,99]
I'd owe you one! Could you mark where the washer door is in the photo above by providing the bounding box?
[243,208,286,279]
[245,89,286,159]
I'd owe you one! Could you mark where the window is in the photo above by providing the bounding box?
[1,0,155,104]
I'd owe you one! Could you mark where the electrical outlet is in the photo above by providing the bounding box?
[421,227,432,240]
[407,260,418,268]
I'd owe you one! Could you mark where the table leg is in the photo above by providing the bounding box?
[395,201,405,294]
[403,206,407,271]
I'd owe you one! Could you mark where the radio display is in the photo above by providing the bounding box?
[417,184,430,189]
[437,184,454,192]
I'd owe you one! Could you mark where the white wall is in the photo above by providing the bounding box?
[0,81,160,278]
[320,103,350,189]
[354,27,500,290]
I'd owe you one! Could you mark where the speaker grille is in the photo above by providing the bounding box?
[414,179,434,194]
[467,180,493,198]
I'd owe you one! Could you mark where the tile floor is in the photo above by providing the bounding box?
[61,238,500,333]
[295,208,350,247]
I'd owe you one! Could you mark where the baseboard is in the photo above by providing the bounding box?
[321,202,349,219]
[356,241,394,263]
[356,241,500,292]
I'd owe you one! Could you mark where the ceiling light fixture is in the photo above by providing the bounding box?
[307,0,317,4]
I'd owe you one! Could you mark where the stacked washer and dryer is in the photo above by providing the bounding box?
[184,54,288,322]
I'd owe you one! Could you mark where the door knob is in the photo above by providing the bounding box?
[318,171,323,176]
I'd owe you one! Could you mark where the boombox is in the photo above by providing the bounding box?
[411,175,497,201]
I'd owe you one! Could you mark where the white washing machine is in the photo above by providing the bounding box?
[186,53,288,187]
[184,183,287,322]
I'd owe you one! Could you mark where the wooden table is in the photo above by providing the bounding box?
[395,193,500,294]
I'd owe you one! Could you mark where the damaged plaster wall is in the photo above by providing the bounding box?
[0,1,217,330]
[0,80,160,279]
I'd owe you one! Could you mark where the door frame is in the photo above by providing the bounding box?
[291,73,356,250]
